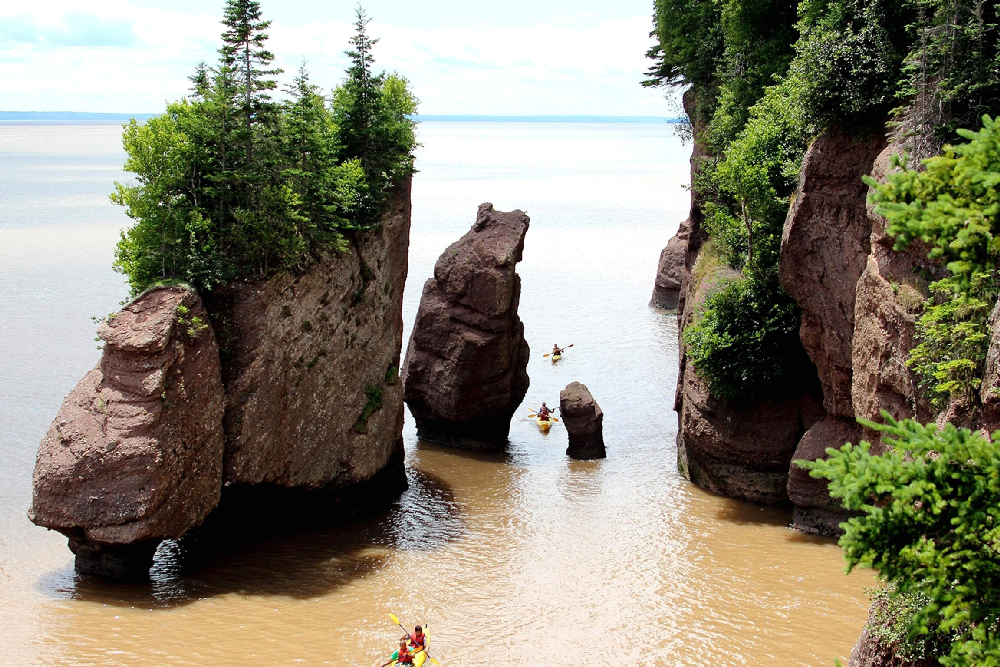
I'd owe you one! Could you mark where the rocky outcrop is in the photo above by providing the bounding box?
[29,287,225,578]
[403,203,530,450]
[677,361,823,504]
[787,416,862,535]
[31,186,412,578]
[650,232,685,309]
[848,597,939,667]
[780,132,886,419]
[211,190,411,489]
[559,382,606,460]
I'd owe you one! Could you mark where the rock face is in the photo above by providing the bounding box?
[780,132,886,419]
[787,416,862,536]
[211,190,411,489]
[559,382,606,459]
[31,187,412,578]
[30,287,225,578]
[677,361,823,504]
[403,203,530,450]
[650,232,685,309]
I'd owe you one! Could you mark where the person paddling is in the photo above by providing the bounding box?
[552,343,564,357]
[537,402,553,421]
[395,639,415,665]
[409,625,427,650]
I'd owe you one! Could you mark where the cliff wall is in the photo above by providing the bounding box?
[30,184,412,577]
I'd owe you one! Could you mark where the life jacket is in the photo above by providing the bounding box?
[538,407,550,419]
[410,632,426,648]
[397,647,414,664]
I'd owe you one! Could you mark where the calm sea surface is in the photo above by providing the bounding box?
[0,121,872,666]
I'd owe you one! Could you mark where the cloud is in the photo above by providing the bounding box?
[0,2,671,116]
[0,12,137,48]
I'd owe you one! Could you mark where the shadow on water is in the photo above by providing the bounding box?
[413,438,516,465]
[36,466,463,609]
[714,496,794,528]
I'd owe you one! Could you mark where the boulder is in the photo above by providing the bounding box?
[403,203,531,450]
[676,361,824,505]
[650,231,685,309]
[787,416,862,536]
[30,287,225,578]
[559,382,606,460]
[780,132,886,418]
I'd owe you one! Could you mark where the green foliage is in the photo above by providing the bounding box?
[684,272,810,402]
[111,1,417,295]
[644,0,723,93]
[899,0,1000,146]
[331,8,418,227]
[866,586,954,662]
[908,271,998,408]
[867,115,1000,281]
[801,415,1000,666]
[703,81,809,271]
[791,0,911,131]
[352,382,384,434]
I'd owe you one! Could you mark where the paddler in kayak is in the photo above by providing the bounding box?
[409,626,427,650]
[552,344,564,358]
[537,402,554,421]
[395,639,415,665]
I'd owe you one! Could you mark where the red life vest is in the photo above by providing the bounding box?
[410,632,426,648]
[397,646,414,664]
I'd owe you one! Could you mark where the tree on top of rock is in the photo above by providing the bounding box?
[219,0,282,165]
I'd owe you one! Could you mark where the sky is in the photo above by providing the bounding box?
[0,0,675,116]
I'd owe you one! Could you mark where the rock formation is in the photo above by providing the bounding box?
[650,232,685,309]
[402,203,530,450]
[559,382,606,460]
[29,287,225,578]
[847,596,939,667]
[677,361,823,504]
[31,185,412,578]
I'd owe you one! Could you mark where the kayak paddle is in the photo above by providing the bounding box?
[543,344,574,358]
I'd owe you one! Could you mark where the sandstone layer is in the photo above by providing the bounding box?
[31,186,413,578]
[650,232,685,309]
[559,381,606,460]
[848,596,939,667]
[30,287,225,578]
[403,203,531,450]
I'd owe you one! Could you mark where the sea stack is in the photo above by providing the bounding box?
[559,382,606,460]
[30,186,412,579]
[29,287,226,579]
[402,203,531,450]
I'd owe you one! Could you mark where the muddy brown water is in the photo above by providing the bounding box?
[0,121,872,666]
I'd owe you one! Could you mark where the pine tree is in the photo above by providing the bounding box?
[218,0,282,169]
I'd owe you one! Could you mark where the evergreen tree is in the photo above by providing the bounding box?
[218,0,282,169]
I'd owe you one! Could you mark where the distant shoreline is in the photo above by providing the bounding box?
[0,111,683,124]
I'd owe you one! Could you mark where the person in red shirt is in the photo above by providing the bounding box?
[537,402,552,421]
[410,625,426,650]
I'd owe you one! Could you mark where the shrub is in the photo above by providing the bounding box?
[684,272,810,402]
[802,415,1000,667]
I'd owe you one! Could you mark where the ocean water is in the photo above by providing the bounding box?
[0,120,871,666]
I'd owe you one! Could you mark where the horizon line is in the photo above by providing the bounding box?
[0,111,684,124]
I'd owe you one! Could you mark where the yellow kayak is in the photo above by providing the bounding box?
[551,354,562,362]
[388,628,429,666]
[536,417,552,432]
